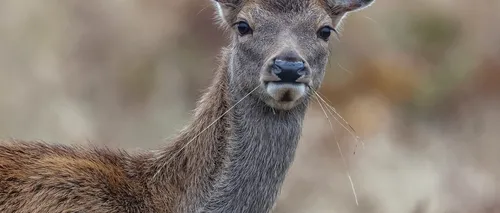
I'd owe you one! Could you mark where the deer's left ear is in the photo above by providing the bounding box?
[325,0,375,16]
[212,0,244,25]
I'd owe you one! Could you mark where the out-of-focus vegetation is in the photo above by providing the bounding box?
[0,0,499,212]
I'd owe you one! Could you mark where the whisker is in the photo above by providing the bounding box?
[363,16,380,26]
[197,4,210,16]
[337,62,353,75]
[324,103,365,149]
[311,88,358,206]
[347,171,359,206]
[313,92,346,165]
[317,93,363,153]
[153,85,261,180]
[315,91,354,131]
[314,91,365,149]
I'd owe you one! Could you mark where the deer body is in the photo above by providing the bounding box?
[0,0,373,212]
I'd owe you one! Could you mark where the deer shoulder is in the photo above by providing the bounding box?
[0,141,153,213]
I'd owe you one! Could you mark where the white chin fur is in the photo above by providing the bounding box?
[266,82,306,102]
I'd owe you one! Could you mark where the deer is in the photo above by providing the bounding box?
[0,0,374,212]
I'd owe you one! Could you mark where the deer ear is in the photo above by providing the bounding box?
[212,0,243,25]
[326,0,375,15]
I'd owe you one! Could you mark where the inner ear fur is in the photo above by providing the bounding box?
[326,0,375,16]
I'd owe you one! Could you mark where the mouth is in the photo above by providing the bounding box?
[264,81,307,103]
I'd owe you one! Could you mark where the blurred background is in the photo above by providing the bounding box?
[1,0,499,212]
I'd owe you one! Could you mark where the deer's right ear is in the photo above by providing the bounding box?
[325,0,375,16]
[212,0,243,25]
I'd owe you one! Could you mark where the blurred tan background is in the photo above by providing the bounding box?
[1,0,499,212]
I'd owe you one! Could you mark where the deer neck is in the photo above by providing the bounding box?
[149,48,307,213]
[201,55,308,212]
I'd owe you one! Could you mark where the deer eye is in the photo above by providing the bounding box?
[317,26,334,41]
[235,21,253,36]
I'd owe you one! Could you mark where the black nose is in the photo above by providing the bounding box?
[272,59,306,83]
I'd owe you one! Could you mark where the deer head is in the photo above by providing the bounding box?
[213,0,374,110]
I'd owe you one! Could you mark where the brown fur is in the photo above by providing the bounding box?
[0,141,151,212]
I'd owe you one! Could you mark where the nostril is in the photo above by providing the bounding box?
[272,64,283,74]
[297,68,307,76]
